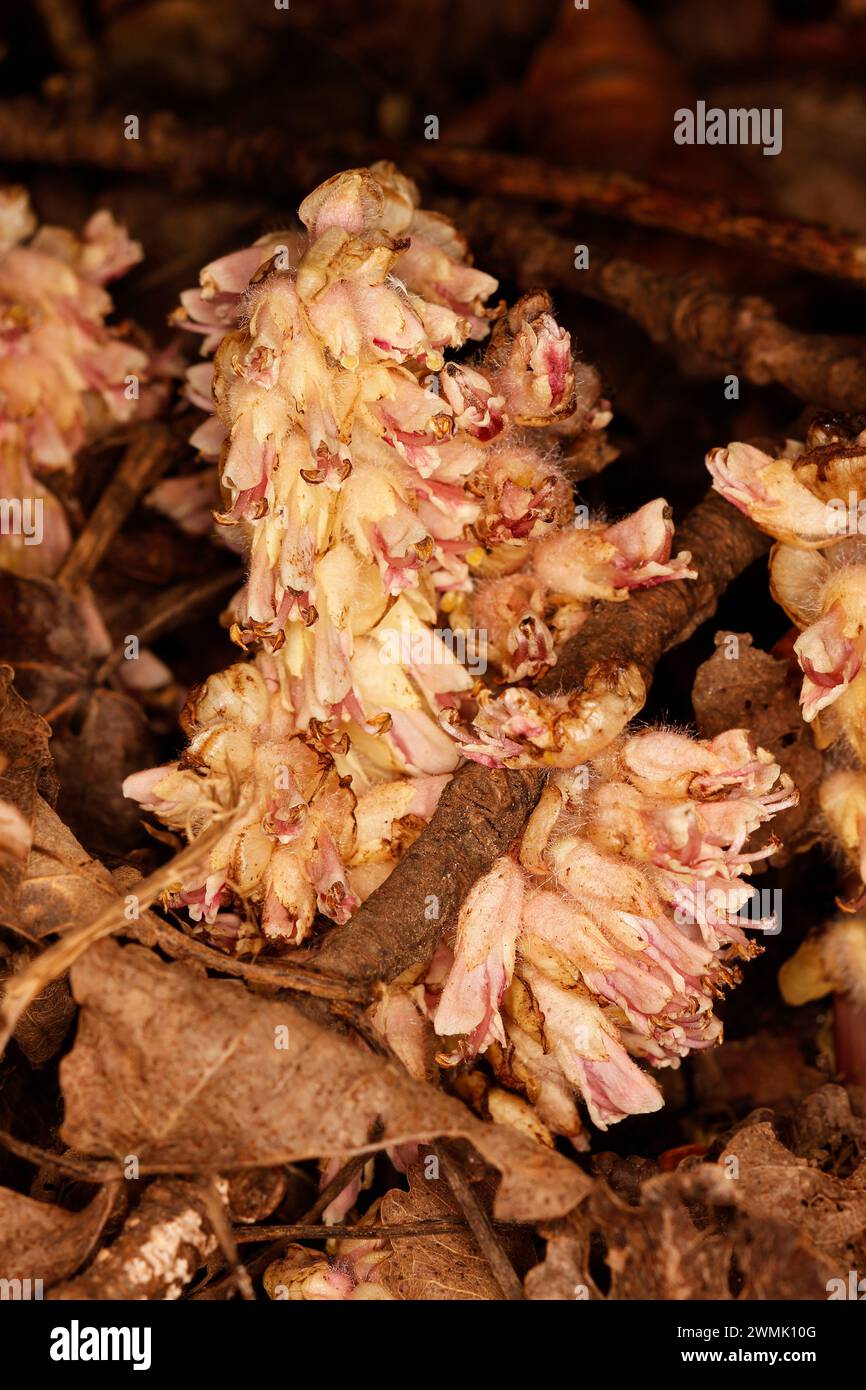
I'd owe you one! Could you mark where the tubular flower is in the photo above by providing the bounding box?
[430,726,796,1131]
[442,660,646,769]
[709,419,866,1060]
[128,164,695,948]
[709,417,866,755]
[171,164,579,761]
[460,498,696,682]
[264,1231,392,1301]
[818,769,866,908]
[768,541,866,754]
[780,915,866,1009]
[0,186,147,575]
[778,911,866,1086]
[707,417,866,549]
[122,658,451,945]
[123,658,357,943]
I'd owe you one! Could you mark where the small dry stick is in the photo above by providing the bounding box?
[192,1146,382,1300]
[0,1128,123,1181]
[432,1141,524,1301]
[303,1150,376,1225]
[0,100,863,285]
[57,422,180,593]
[455,202,866,414]
[199,1178,255,1302]
[131,914,368,1004]
[233,1217,522,1242]
[95,570,243,684]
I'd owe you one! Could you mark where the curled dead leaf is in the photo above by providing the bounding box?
[60,939,589,1223]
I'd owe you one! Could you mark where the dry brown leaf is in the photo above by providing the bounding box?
[61,940,589,1222]
[2,796,155,1064]
[7,968,76,1066]
[19,796,130,942]
[376,1162,535,1300]
[525,1085,866,1299]
[720,1111,866,1264]
[49,689,159,861]
[0,1182,116,1287]
[0,805,238,1056]
[527,1165,839,1300]
[0,578,90,719]
[0,574,160,860]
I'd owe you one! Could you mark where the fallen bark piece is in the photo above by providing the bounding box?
[51,1179,222,1301]
[61,939,589,1223]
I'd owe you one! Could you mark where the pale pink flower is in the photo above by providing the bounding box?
[434,856,525,1056]
[431,724,794,1132]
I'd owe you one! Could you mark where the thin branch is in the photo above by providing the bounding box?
[57,422,181,593]
[131,913,368,1004]
[416,147,866,286]
[303,1153,373,1225]
[431,1141,524,1301]
[199,1177,255,1301]
[94,569,243,684]
[0,100,863,285]
[191,1145,382,1300]
[455,200,866,413]
[0,1128,123,1181]
[233,1216,524,1242]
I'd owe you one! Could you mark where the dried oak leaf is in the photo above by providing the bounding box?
[60,940,588,1223]
[692,631,822,859]
[0,1183,115,1287]
[18,796,129,942]
[6,967,77,1067]
[719,1114,866,1268]
[4,795,162,1064]
[376,1162,535,1300]
[526,1085,866,1299]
